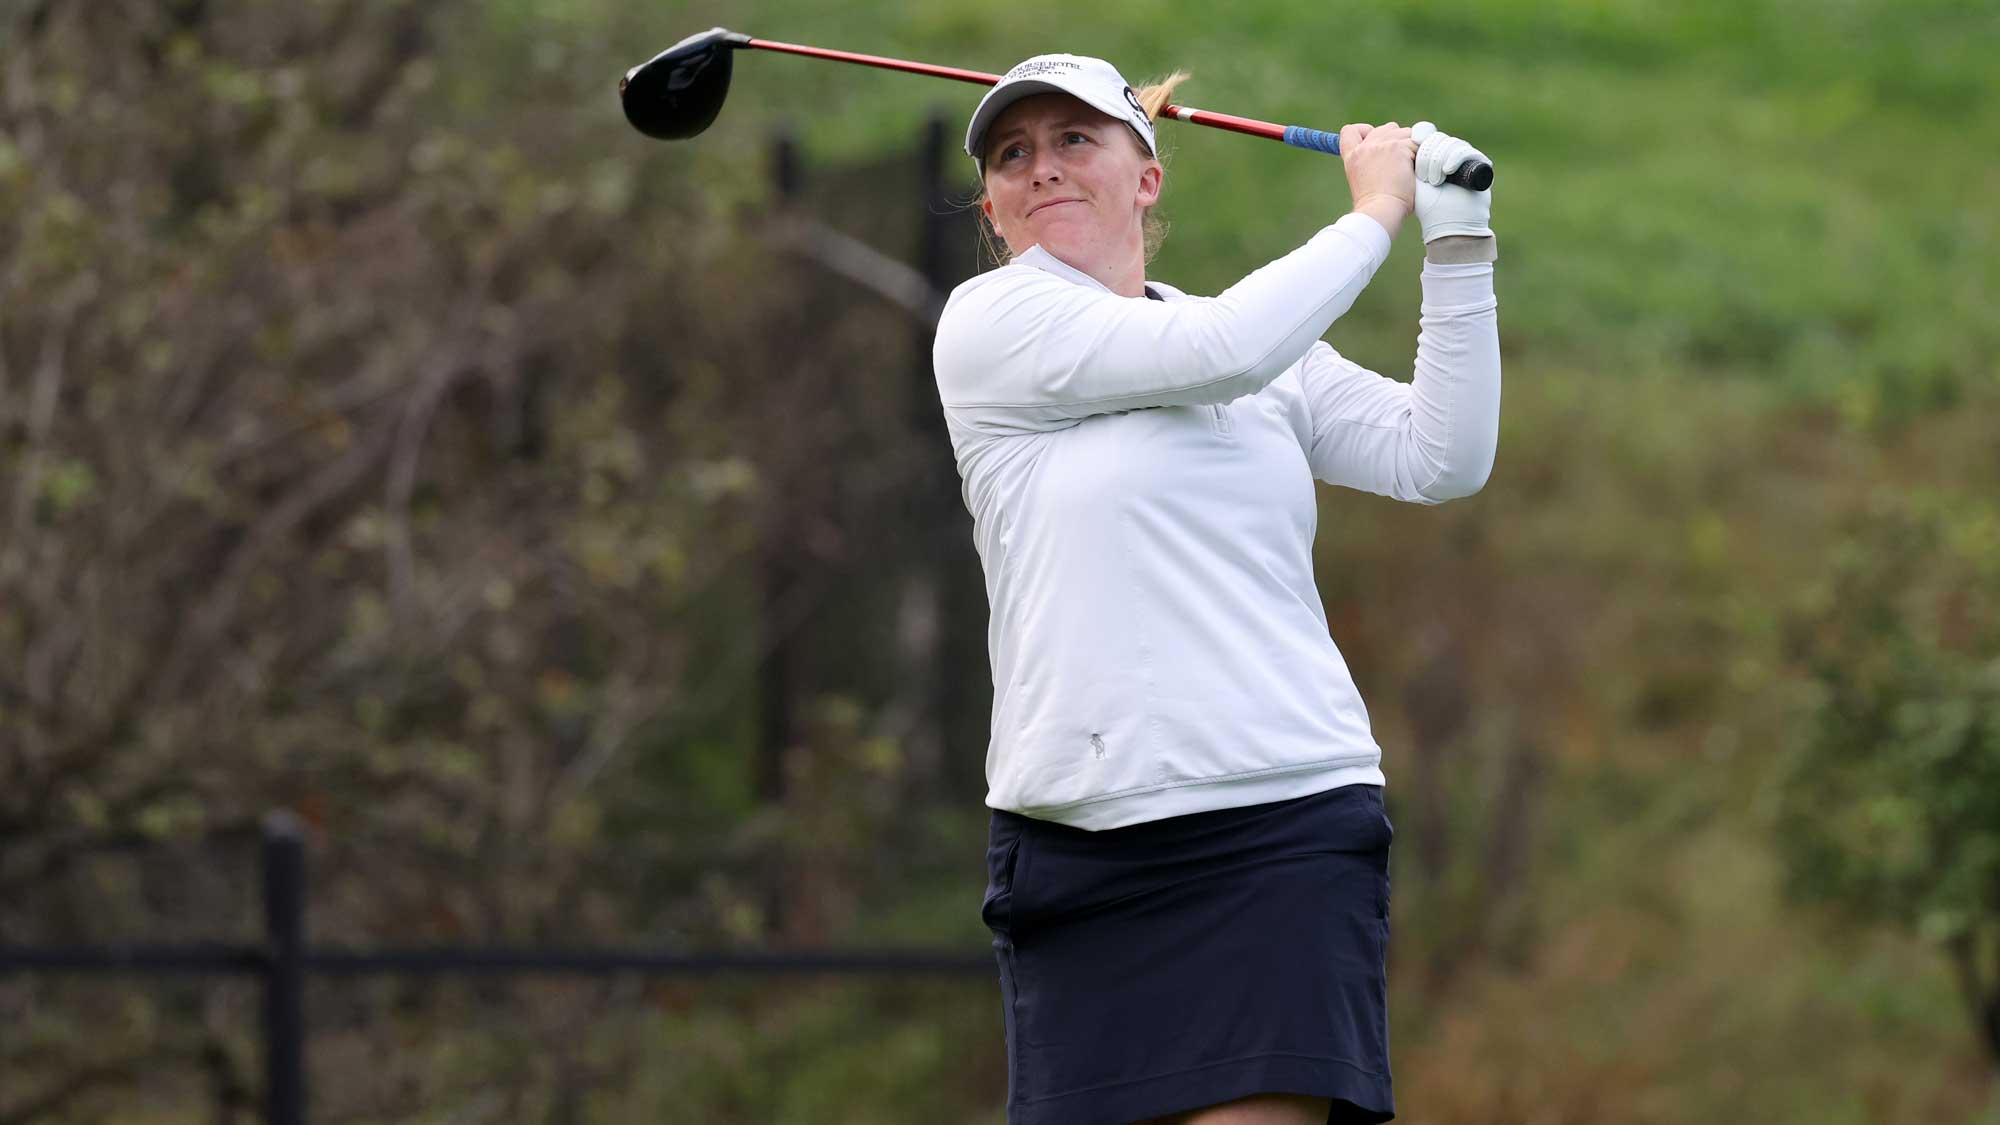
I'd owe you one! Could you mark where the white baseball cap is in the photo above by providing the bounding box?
[964,54,1158,170]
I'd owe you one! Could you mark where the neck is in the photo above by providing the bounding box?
[1060,229,1146,297]
[1095,250,1147,298]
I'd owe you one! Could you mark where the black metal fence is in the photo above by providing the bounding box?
[0,811,992,1125]
[2,114,993,1125]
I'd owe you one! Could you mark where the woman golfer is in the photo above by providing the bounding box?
[935,52,1499,1125]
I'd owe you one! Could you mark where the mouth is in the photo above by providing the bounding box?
[1027,198,1084,217]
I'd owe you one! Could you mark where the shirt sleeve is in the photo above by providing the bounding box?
[1295,259,1500,503]
[933,213,1391,436]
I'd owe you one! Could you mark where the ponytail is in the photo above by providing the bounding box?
[1133,70,1192,123]
[1129,70,1191,263]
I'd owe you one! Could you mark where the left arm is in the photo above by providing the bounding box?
[1298,125,1501,503]
[1297,249,1500,502]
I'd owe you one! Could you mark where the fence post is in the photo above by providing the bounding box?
[912,112,986,803]
[900,111,952,804]
[262,811,307,1125]
[771,121,802,202]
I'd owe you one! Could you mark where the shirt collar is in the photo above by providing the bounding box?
[1013,244,1175,302]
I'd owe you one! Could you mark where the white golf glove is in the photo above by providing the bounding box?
[1411,122,1493,243]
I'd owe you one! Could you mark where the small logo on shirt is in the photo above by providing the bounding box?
[1090,733,1107,759]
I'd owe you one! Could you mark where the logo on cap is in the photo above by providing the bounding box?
[1122,85,1145,120]
[1006,59,1082,80]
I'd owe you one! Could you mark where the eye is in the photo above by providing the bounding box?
[1064,132,1089,144]
[1000,143,1026,162]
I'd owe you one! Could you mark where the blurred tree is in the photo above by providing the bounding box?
[7,0,1995,1117]
[1774,490,2000,1077]
[0,0,971,1115]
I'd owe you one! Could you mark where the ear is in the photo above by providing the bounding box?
[1135,161,1163,208]
[982,197,1003,239]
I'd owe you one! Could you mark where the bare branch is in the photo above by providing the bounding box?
[8,281,88,539]
[770,214,944,326]
[143,406,399,710]
[385,362,465,616]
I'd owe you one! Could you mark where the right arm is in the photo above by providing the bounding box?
[935,120,1421,437]
[933,212,1391,436]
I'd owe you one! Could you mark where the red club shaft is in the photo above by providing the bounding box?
[1156,105,1285,142]
[744,38,1283,142]
[746,38,1000,86]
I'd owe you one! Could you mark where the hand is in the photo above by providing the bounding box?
[1410,122,1493,243]
[1339,121,1417,237]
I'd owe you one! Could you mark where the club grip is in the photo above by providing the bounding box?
[1282,124,1342,154]
[1280,125,1493,192]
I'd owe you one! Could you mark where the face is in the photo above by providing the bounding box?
[979,93,1162,269]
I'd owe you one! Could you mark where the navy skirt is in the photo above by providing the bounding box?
[981,782,1395,1125]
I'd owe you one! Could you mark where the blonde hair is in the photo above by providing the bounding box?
[975,69,1193,270]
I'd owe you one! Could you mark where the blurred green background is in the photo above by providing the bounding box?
[3,0,1996,1120]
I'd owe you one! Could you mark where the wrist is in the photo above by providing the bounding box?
[1425,234,1498,264]
[1352,194,1408,240]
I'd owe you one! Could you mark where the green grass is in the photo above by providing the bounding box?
[569,2,2000,1118]
[609,0,2000,418]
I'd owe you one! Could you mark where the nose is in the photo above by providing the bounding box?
[1030,149,1062,186]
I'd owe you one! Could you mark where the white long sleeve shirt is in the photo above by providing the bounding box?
[933,213,1500,830]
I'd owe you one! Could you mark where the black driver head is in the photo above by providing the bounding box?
[620,27,752,140]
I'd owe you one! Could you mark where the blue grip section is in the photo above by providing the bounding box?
[1282,125,1341,155]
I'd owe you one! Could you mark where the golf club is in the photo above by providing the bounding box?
[620,28,1495,192]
